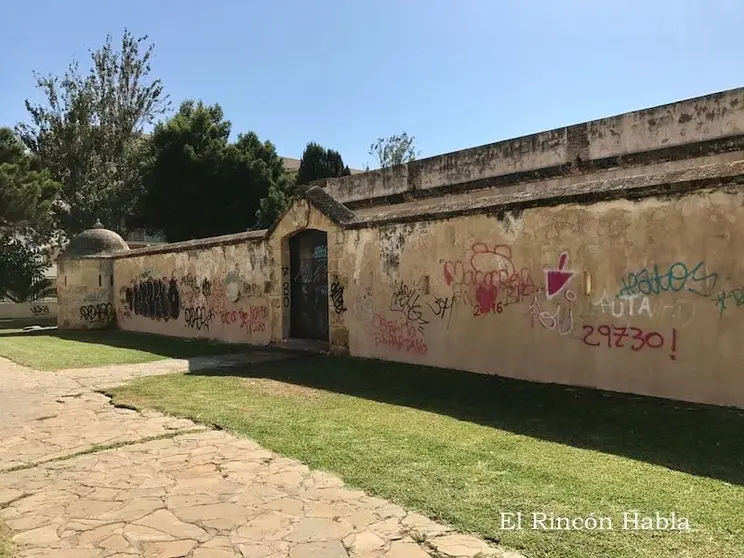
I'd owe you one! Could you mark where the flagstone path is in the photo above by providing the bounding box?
[0,353,521,558]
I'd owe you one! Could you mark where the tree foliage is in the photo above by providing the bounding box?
[137,100,290,241]
[253,141,351,229]
[0,235,54,303]
[295,142,351,186]
[369,132,418,168]
[0,127,61,237]
[16,29,170,236]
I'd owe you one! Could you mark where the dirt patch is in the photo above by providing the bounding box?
[240,378,322,400]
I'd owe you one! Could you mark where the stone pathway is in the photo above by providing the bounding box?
[0,353,521,558]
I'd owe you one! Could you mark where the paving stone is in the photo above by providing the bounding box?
[12,523,60,545]
[141,539,197,557]
[135,509,210,542]
[385,540,431,558]
[0,354,506,558]
[289,540,349,558]
[428,534,497,557]
[345,530,387,554]
[192,548,239,558]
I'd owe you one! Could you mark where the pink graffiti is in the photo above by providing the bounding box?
[545,252,575,299]
[372,313,427,355]
[220,305,268,335]
[443,243,538,307]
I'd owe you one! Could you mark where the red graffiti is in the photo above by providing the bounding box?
[473,285,504,316]
[372,313,427,355]
[443,243,538,306]
[582,324,678,360]
[545,252,575,299]
[220,305,268,335]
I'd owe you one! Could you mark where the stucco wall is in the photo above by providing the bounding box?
[114,240,273,344]
[334,189,744,409]
[0,302,58,320]
[57,258,115,329]
[91,186,744,409]
[322,87,744,205]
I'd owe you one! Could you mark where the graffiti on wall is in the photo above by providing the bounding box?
[122,277,181,321]
[582,324,678,360]
[529,296,574,335]
[390,279,429,332]
[528,251,578,335]
[30,303,50,316]
[590,291,696,327]
[220,305,268,334]
[427,296,454,327]
[282,267,290,308]
[372,313,427,355]
[443,243,538,315]
[330,276,347,314]
[714,287,744,316]
[80,303,114,324]
[83,291,107,304]
[225,268,261,303]
[617,261,718,298]
[184,306,215,331]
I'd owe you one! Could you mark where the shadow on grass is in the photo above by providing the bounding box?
[0,327,261,360]
[189,354,744,486]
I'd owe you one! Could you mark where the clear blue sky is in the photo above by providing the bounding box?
[1,0,742,170]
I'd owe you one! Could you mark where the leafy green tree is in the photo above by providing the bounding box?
[0,235,54,302]
[254,141,350,229]
[295,142,351,186]
[16,29,170,235]
[369,132,419,168]
[137,100,290,241]
[0,127,61,236]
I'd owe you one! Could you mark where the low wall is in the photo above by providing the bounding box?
[113,238,273,344]
[0,301,58,320]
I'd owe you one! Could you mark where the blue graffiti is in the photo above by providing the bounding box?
[618,261,718,298]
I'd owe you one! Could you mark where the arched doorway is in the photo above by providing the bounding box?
[289,230,329,340]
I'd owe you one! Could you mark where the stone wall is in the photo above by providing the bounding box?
[334,188,744,409]
[57,258,115,329]
[0,302,58,320]
[321,87,744,206]
[100,184,744,409]
[114,235,273,344]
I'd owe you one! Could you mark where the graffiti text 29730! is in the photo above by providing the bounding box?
[582,324,678,360]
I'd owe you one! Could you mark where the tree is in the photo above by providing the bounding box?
[295,142,351,186]
[137,100,290,241]
[16,29,170,236]
[253,141,350,229]
[0,235,54,302]
[368,132,419,168]
[0,127,61,237]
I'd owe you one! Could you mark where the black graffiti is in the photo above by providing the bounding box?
[427,296,454,328]
[30,304,50,316]
[282,266,290,308]
[124,278,180,321]
[390,280,429,332]
[201,278,211,296]
[184,306,214,331]
[80,303,114,324]
[330,277,347,314]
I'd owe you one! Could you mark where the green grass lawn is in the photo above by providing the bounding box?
[0,327,251,370]
[108,356,744,558]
